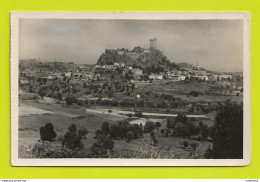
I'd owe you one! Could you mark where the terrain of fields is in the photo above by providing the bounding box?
[18,91,213,159]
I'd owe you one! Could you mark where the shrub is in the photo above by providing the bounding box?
[133,124,143,138]
[150,132,158,146]
[190,142,199,150]
[68,124,77,133]
[126,131,134,142]
[173,123,190,137]
[175,113,187,124]
[166,119,174,129]
[201,124,209,140]
[31,142,86,158]
[155,122,161,131]
[111,125,121,139]
[90,135,114,158]
[65,96,77,105]
[95,129,103,138]
[38,87,47,99]
[39,123,57,142]
[183,141,189,148]
[134,111,143,118]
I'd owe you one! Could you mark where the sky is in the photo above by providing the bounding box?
[19,19,243,72]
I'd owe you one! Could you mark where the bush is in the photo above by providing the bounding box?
[190,142,199,150]
[39,123,57,142]
[31,142,86,158]
[126,131,134,142]
[183,141,189,148]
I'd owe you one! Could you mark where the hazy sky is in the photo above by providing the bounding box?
[19,19,243,72]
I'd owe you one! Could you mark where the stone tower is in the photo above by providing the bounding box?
[150,38,157,49]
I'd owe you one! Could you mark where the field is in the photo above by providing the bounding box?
[18,91,213,159]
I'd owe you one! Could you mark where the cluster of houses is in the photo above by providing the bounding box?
[19,59,235,85]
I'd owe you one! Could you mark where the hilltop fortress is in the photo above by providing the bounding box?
[103,38,157,61]
[96,38,174,69]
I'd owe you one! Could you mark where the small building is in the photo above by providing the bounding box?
[136,94,141,99]
[65,72,72,78]
[149,74,163,80]
[196,75,209,81]
[219,74,232,80]
[127,66,133,70]
[19,77,29,84]
[179,75,186,81]
[132,68,143,76]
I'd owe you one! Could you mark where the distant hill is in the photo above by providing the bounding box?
[19,59,78,72]
[96,47,179,71]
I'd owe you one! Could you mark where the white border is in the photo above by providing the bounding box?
[11,12,251,166]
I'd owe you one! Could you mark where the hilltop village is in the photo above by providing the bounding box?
[18,39,243,159]
[19,38,243,111]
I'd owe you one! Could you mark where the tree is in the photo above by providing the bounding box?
[155,122,161,131]
[127,113,133,119]
[190,142,199,150]
[126,131,134,142]
[78,127,88,139]
[108,90,114,98]
[183,141,189,148]
[175,113,187,124]
[160,129,165,136]
[134,111,143,118]
[65,96,77,105]
[101,121,111,136]
[56,93,63,101]
[201,124,209,140]
[108,109,112,114]
[144,121,155,133]
[62,124,82,150]
[39,123,57,141]
[90,134,114,157]
[38,87,47,99]
[150,132,158,146]
[166,119,174,129]
[68,124,77,133]
[204,101,243,159]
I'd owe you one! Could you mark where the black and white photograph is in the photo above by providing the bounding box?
[11,12,251,166]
